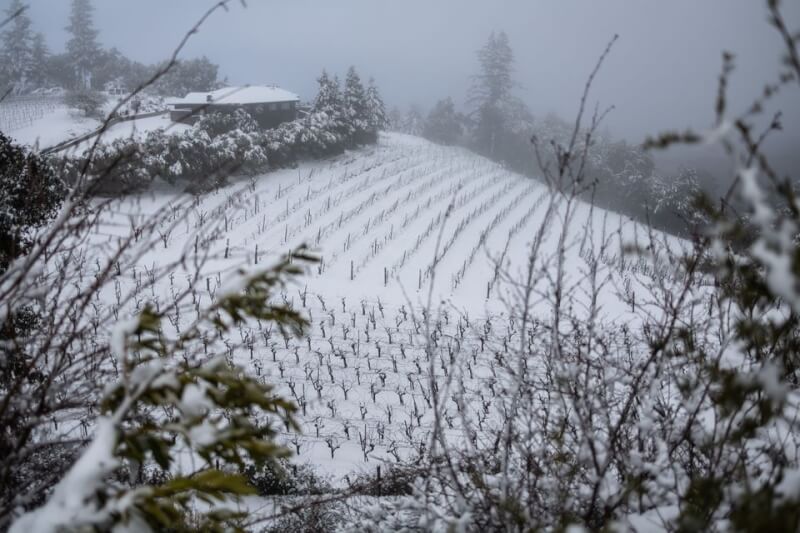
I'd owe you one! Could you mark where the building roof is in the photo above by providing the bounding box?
[168,86,300,106]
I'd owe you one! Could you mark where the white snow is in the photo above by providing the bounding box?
[7,105,100,149]
[168,85,300,106]
[7,106,190,151]
[24,132,700,503]
[179,382,213,418]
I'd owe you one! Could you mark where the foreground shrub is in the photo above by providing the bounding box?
[8,251,317,532]
[0,132,65,269]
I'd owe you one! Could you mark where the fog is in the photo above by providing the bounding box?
[9,0,800,145]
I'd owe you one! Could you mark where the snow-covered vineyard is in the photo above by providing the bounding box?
[100,134,678,310]
[75,133,690,481]
[5,0,799,529]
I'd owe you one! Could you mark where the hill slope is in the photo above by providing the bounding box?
[85,132,692,479]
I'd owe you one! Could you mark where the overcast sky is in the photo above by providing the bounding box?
[7,0,800,143]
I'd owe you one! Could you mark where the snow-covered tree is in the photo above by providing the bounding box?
[468,31,532,163]
[0,134,64,271]
[28,33,49,89]
[343,66,368,145]
[65,0,101,89]
[313,70,341,114]
[152,56,219,96]
[400,106,424,136]
[364,77,387,140]
[423,97,465,146]
[312,70,348,151]
[0,0,34,93]
[387,106,403,131]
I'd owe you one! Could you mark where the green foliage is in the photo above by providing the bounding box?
[10,250,319,532]
[0,131,65,271]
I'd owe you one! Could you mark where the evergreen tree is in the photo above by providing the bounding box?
[152,56,219,96]
[313,70,349,150]
[400,106,424,136]
[364,77,387,140]
[28,33,49,89]
[388,106,403,131]
[65,0,101,89]
[313,70,341,113]
[423,97,464,146]
[343,66,368,145]
[468,31,521,160]
[0,0,34,93]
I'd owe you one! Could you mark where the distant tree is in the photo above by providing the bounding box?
[152,56,219,96]
[387,106,403,131]
[400,106,424,136]
[468,31,533,166]
[28,33,49,89]
[0,0,34,93]
[44,53,77,90]
[423,97,464,145]
[92,48,130,90]
[364,77,387,141]
[66,0,101,89]
[343,66,369,145]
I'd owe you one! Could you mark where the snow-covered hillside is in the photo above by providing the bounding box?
[103,133,681,312]
[83,132,691,480]
[4,102,188,150]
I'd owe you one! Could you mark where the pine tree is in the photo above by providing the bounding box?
[313,70,349,149]
[364,77,387,140]
[343,66,368,145]
[401,106,424,136]
[423,97,464,146]
[468,31,518,159]
[0,0,34,93]
[29,33,49,89]
[313,70,341,114]
[388,106,403,131]
[65,0,101,89]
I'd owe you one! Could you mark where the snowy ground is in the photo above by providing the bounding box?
[68,113,191,152]
[7,103,188,151]
[7,105,100,148]
[70,132,697,483]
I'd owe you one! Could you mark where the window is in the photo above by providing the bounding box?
[269,103,277,111]
[280,102,291,110]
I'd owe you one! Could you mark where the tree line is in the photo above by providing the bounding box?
[392,31,709,237]
[58,65,387,194]
[0,0,220,96]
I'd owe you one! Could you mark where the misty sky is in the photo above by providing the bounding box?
[6,0,800,143]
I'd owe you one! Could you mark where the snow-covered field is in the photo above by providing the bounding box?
[6,101,188,150]
[82,132,691,481]
[6,105,100,148]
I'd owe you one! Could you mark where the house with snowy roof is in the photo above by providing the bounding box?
[167,85,300,129]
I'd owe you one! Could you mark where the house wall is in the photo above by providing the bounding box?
[169,102,298,129]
